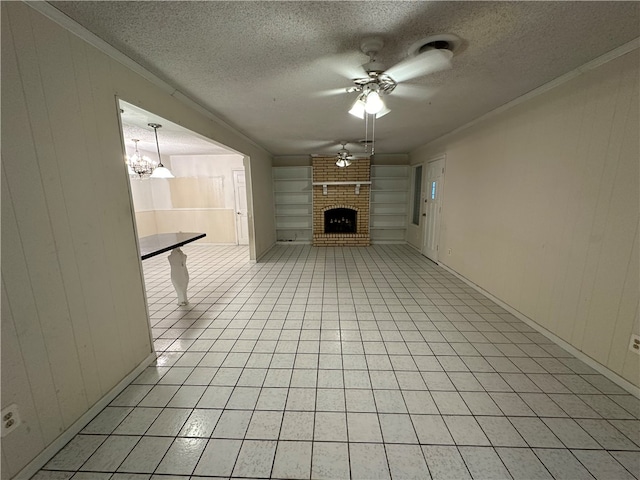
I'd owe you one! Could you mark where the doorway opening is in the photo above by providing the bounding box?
[119,100,250,247]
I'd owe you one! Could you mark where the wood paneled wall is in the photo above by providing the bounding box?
[1,3,274,476]
[411,51,639,387]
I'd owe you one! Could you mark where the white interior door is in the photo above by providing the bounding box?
[422,158,445,261]
[233,169,249,245]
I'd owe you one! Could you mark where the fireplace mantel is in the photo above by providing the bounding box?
[312,181,372,195]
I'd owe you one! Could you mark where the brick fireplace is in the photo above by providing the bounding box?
[312,157,370,246]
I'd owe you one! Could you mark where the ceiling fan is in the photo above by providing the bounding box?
[310,141,368,166]
[335,141,354,167]
[345,36,455,118]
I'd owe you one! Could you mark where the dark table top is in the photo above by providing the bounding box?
[139,232,206,260]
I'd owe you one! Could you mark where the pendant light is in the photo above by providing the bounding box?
[148,123,174,179]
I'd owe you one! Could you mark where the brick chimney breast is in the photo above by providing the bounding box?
[312,157,370,246]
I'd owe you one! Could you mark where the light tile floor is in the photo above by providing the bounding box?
[35,244,640,479]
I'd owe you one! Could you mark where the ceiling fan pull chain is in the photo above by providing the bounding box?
[371,113,375,156]
[364,112,369,154]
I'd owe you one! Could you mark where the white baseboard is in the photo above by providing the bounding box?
[438,262,640,399]
[254,242,277,263]
[370,240,409,245]
[15,351,157,480]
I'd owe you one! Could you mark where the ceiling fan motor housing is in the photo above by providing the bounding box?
[360,37,387,74]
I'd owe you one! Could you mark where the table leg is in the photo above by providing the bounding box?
[168,247,189,306]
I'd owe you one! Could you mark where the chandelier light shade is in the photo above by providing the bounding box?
[148,123,174,179]
[127,138,158,179]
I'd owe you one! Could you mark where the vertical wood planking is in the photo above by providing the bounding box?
[30,9,129,391]
[608,226,639,372]
[581,61,639,362]
[622,309,640,382]
[411,50,639,387]
[554,70,610,343]
[546,84,590,337]
[1,7,69,444]
[95,49,152,370]
[0,280,46,474]
[571,59,627,351]
[10,3,104,408]
[2,2,273,474]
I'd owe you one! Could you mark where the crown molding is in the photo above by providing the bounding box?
[26,1,272,156]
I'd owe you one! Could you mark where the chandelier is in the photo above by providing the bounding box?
[127,139,157,179]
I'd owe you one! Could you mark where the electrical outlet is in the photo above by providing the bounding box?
[448,248,452,255]
[1,404,21,437]
[629,334,640,355]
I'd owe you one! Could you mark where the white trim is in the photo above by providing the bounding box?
[24,1,270,157]
[145,208,236,212]
[438,262,640,399]
[255,242,277,262]
[415,38,640,150]
[15,351,158,480]
[190,242,238,246]
[312,182,372,186]
[370,240,408,245]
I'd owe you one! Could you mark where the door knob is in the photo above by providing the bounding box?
[422,213,426,217]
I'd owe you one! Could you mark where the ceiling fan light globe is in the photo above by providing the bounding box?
[376,104,391,118]
[365,91,384,114]
[349,98,366,119]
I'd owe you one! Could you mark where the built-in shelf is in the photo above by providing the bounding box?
[273,164,409,245]
[274,166,313,243]
[370,165,409,243]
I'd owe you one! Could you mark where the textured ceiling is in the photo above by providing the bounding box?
[120,101,234,156]
[52,1,639,157]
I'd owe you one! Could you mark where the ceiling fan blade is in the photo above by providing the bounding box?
[392,84,439,100]
[316,53,368,81]
[385,49,453,83]
[312,87,352,98]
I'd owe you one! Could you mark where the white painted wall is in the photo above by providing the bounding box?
[1,3,274,477]
[128,153,244,243]
[410,50,639,387]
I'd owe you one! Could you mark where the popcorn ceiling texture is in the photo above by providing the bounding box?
[51,2,640,156]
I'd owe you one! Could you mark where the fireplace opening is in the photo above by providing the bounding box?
[325,208,357,234]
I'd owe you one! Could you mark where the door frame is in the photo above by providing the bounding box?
[422,154,446,262]
[232,168,249,245]
[407,163,425,248]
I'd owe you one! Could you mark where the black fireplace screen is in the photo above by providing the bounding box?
[324,208,357,233]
